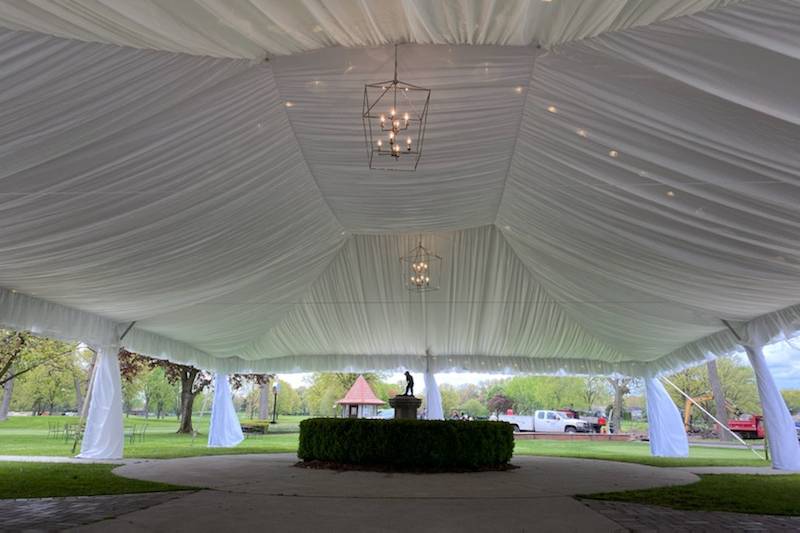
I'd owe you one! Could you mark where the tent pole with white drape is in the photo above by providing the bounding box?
[424,353,443,420]
[77,338,124,460]
[208,373,244,448]
[644,376,689,458]
[744,344,800,471]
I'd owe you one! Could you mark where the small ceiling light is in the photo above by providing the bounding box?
[503,225,511,231]
[285,101,294,108]
[666,190,676,198]
[576,128,587,137]
[547,105,558,113]
[515,86,523,94]
[608,149,619,158]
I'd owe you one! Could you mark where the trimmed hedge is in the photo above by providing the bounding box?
[298,418,514,469]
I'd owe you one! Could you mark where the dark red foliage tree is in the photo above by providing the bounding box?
[487,394,514,420]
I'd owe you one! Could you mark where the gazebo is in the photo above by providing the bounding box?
[0,0,798,471]
[336,375,385,419]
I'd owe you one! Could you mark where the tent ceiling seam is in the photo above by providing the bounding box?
[266,63,347,232]
[491,46,539,226]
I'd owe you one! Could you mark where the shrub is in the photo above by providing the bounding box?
[298,418,514,469]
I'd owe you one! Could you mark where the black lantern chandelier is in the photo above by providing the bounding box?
[400,239,441,292]
[362,45,430,171]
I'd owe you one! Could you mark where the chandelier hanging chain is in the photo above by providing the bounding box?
[362,44,430,170]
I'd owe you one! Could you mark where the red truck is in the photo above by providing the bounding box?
[728,414,765,439]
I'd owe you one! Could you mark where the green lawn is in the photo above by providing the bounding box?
[583,474,800,516]
[0,462,195,499]
[0,415,768,466]
[513,439,769,467]
[0,414,300,459]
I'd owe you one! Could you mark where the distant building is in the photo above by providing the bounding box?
[336,375,385,418]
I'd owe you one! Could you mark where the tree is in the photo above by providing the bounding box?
[665,357,760,432]
[487,394,513,419]
[781,389,800,415]
[1,330,77,419]
[459,398,488,418]
[142,367,177,419]
[119,350,212,433]
[582,377,608,412]
[438,384,460,417]
[607,378,631,433]
[229,373,273,420]
[707,359,731,441]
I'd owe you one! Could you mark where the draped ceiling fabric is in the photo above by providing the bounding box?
[1,1,799,379]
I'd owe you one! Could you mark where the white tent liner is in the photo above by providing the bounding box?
[0,0,736,58]
[1,0,799,377]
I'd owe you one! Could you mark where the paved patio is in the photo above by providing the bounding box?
[2,454,797,532]
[91,454,697,532]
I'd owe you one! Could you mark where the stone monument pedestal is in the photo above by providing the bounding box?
[389,395,422,420]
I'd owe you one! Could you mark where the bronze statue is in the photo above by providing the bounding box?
[403,371,414,396]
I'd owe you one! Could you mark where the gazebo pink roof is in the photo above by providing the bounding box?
[336,376,385,406]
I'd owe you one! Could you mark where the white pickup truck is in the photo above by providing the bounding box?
[494,410,590,433]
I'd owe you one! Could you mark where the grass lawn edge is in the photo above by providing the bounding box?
[578,473,800,516]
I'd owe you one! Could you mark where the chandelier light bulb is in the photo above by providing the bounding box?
[380,114,386,123]
[390,108,396,117]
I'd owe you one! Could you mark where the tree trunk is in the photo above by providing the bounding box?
[0,373,14,420]
[178,389,196,433]
[613,386,623,433]
[707,359,731,442]
[607,378,629,434]
[259,381,270,420]
[144,397,150,419]
[73,373,84,414]
[177,369,198,433]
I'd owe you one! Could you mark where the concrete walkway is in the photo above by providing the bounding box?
[70,454,698,532]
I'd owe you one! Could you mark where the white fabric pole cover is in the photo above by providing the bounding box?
[208,374,244,448]
[745,345,800,471]
[424,371,443,420]
[78,343,124,460]
[645,377,689,458]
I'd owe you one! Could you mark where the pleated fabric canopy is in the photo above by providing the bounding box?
[1,0,799,378]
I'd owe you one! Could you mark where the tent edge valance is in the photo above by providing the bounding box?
[2,287,798,377]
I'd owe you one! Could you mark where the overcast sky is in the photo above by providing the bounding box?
[278,341,800,393]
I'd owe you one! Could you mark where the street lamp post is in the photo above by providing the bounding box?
[271,381,280,424]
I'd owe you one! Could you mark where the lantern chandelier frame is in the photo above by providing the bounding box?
[362,44,431,171]
[400,239,442,292]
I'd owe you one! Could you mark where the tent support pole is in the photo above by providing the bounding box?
[661,376,763,460]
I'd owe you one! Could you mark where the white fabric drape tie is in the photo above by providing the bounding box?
[78,341,124,459]
[644,376,689,458]
[744,344,800,471]
[208,373,244,448]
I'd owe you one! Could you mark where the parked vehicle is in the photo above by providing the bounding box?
[556,408,606,433]
[728,414,765,439]
[495,410,590,433]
